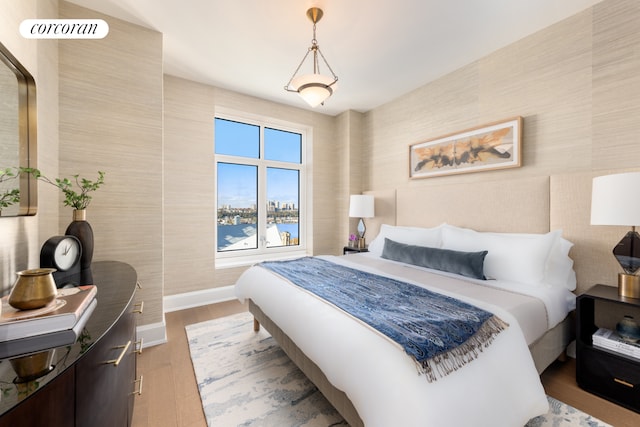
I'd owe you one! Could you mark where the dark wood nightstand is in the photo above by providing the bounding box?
[576,284,640,413]
[343,246,368,255]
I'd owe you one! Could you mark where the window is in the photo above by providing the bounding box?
[215,114,308,264]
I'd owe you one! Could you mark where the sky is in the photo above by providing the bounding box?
[215,118,300,208]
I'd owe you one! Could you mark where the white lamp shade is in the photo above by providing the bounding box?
[349,195,374,218]
[290,74,337,107]
[591,172,640,226]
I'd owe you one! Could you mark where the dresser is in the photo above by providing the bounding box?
[0,261,142,427]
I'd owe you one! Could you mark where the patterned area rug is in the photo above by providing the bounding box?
[186,312,611,427]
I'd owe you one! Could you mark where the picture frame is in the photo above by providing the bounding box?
[409,116,522,179]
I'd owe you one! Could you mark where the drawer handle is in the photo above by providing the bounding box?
[132,375,143,396]
[613,378,634,388]
[135,337,144,354]
[133,301,144,314]
[614,378,634,388]
[104,340,131,366]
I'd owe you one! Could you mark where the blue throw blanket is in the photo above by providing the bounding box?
[259,257,508,382]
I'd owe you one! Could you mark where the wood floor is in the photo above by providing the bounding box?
[131,301,640,427]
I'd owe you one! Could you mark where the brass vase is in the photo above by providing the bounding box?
[10,349,56,382]
[9,268,58,310]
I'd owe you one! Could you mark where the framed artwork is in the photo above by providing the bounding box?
[409,116,522,179]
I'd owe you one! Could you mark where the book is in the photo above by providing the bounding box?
[592,327,640,360]
[0,285,97,342]
[0,298,97,359]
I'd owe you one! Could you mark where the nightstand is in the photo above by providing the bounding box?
[576,284,640,413]
[343,246,368,255]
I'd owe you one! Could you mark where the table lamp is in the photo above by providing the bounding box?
[591,172,640,298]
[349,195,375,247]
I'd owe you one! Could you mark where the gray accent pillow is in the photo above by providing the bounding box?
[381,238,487,280]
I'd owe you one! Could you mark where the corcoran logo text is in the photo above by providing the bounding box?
[20,19,109,39]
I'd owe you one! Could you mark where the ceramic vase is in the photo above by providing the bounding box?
[65,209,94,284]
[616,315,640,343]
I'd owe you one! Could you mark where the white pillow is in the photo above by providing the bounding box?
[441,224,561,287]
[498,229,575,290]
[546,237,576,290]
[368,224,442,257]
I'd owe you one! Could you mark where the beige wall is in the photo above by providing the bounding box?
[362,7,594,191]
[0,0,59,294]
[592,0,640,170]
[336,110,367,240]
[362,0,640,192]
[58,1,164,326]
[163,76,349,297]
[361,0,640,292]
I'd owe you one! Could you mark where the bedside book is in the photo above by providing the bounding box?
[0,298,96,359]
[0,285,97,342]
[592,327,640,360]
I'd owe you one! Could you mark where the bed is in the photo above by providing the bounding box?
[234,177,577,427]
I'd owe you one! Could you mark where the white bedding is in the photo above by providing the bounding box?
[352,252,576,343]
[235,254,564,427]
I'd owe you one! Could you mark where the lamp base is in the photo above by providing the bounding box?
[618,273,640,298]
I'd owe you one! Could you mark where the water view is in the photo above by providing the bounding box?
[217,223,299,251]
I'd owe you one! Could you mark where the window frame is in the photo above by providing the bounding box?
[214,109,312,267]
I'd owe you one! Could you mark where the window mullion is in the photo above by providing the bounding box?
[257,164,267,251]
[257,125,265,251]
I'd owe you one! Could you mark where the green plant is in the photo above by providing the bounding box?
[0,167,19,183]
[0,167,20,210]
[23,168,105,210]
[0,188,20,210]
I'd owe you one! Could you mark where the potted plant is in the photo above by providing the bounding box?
[23,168,105,212]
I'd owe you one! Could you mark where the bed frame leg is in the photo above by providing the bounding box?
[557,351,567,363]
[253,318,260,332]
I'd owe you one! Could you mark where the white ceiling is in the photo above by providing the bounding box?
[66,0,603,116]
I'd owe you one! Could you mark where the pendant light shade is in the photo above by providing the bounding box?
[289,74,336,107]
[284,8,338,107]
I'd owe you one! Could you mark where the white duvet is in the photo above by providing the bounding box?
[235,254,565,427]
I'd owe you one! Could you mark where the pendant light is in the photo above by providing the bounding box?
[284,7,338,107]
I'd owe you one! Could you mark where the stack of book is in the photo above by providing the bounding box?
[0,285,97,359]
[592,327,640,360]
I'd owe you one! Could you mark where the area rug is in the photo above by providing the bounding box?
[186,312,611,427]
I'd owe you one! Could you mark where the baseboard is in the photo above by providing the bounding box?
[137,286,237,349]
[163,285,237,313]
[566,340,576,359]
[136,319,167,349]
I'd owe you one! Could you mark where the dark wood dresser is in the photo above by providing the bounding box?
[0,261,142,427]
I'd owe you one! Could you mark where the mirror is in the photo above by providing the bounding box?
[0,41,37,216]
